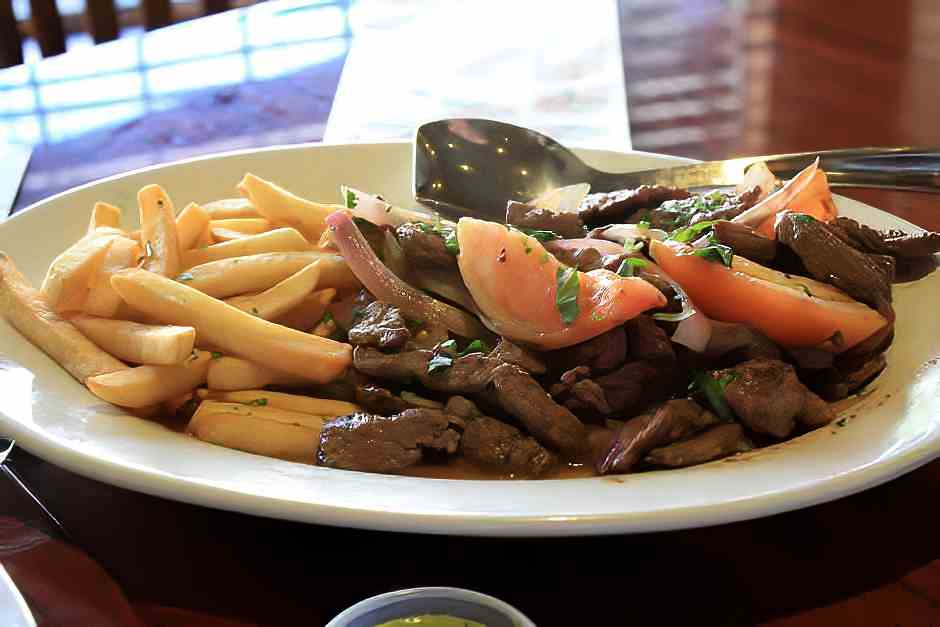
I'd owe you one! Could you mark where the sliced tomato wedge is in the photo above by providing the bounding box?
[649,239,888,352]
[456,218,666,349]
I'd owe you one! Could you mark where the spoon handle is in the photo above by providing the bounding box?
[593,147,940,192]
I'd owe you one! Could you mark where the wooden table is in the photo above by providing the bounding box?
[3,1,940,625]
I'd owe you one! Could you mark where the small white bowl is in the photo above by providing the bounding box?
[325,587,536,627]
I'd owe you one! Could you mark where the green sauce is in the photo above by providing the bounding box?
[375,615,485,627]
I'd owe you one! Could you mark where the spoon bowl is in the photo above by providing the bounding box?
[414,118,625,221]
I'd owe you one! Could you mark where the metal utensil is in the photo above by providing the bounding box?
[0,144,31,220]
[0,440,38,627]
[0,439,73,543]
[414,118,940,220]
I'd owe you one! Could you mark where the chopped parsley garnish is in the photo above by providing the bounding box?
[427,339,458,374]
[637,219,651,230]
[438,339,457,352]
[250,307,259,315]
[616,257,648,277]
[247,398,268,407]
[590,311,605,321]
[342,186,358,209]
[516,227,561,242]
[836,418,848,427]
[459,339,490,356]
[691,370,738,421]
[555,266,580,325]
[798,284,813,297]
[211,351,223,360]
[177,271,194,282]
[417,220,459,255]
[656,191,732,231]
[792,213,816,224]
[689,242,734,267]
[320,311,335,325]
[669,220,718,244]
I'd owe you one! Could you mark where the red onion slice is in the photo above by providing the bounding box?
[545,238,624,258]
[326,211,487,338]
[341,186,444,228]
[529,183,590,213]
[644,260,713,352]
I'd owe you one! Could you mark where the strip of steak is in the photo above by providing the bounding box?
[644,423,751,468]
[316,409,461,474]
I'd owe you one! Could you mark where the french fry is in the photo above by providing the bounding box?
[83,235,140,317]
[176,202,211,251]
[209,228,250,242]
[182,252,358,298]
[0,253,127,383]
[224,261,321,320]
[41,231,117,312]
[273,288,336,330]
[209,218,273,235]
[203,198,260,220]
[206,356,307,390]
[70,314,196,365]
[111,269,351,382]
[197,389,359,416]
[87,202,122,233]
[138,184,181,277]
[187,401,319,463]
[193,400,330,430]
[180,227,310,269]
[237,173,340,241]
[86,350,211,408]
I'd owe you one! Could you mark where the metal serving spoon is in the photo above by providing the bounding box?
[413,118,940,221]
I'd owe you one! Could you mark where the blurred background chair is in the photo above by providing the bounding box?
[0,0,261,68]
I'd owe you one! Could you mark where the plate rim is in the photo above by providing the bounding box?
[2,140,937,536]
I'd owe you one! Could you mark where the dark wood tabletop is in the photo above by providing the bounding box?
[3,1,940,625]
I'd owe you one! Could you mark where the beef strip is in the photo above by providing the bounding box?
[355,385,414,415]
[594,360,683,416]
[597,399,720,474]
[776,213,894,317]
[353,346,587,454]
[817,353,887,401]
[712,220,778,263]
[632,188,761,231]
[505,201,586,238]
[547,245,604,271]
[395,222,458,270]
[462,416,557,477]
[644,423,751,468]
[550,367,611,414]
[625,315,675,364]
[489,338,547,375]
[347,301,411,350]
[720,358,835,437]
[577,185,691,227]
[490,363,588,455]
[704,320,782,362]
[830,216,940,259]
[545,326,627,374]
[353,346,496,393]
[316,409,462,474]
[444,396,484,420]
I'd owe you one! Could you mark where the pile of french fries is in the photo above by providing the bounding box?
[0,174,365,465]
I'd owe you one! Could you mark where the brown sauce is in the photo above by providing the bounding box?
[401,457,594,480]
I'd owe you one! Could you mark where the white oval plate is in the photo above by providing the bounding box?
[1,141,938,536]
